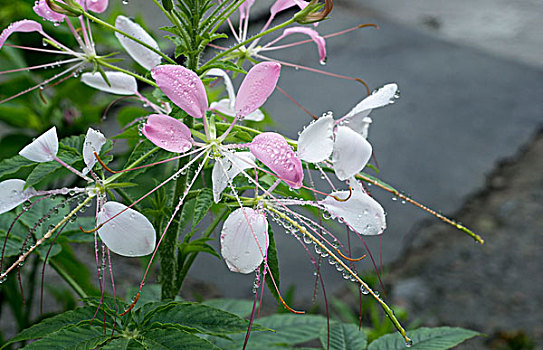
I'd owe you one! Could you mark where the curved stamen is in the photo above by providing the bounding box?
[276,85,317,120]
[119,292,140,316]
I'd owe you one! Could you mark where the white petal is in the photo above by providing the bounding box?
[206,69,236,105]
[343,83,398,134]
[322,190,386,235]
[0,179,36,215]
[82,128,107,175]
[115,15,162,70]
[220,207,269,274]
[209,99,235,117]
[212,152,255,203]
[19,126,58,163]
[332,126,372,181]
[297,114,334,163]
[97,202,156,257]
[243,109,265,122]
[81,71,138,95]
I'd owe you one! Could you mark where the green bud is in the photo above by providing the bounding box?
[162,0,174,11]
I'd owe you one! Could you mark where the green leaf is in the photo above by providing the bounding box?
[367,327,479,350]
[202,299,255,318]
[142,302,256,336]
[264,226,281,305]
[192,188,213,228]
[180,238,220,259]
[319,322,367,350]
[140,328,220,349]
[25,149,82,189]
[213,314,326,349]
[3,306,100,347]
[21,324,110,349]
[59,135,85,155]
[0,155,36,179]
[99,338,136,350]
[0,104,41,129]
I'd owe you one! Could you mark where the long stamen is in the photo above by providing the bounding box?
[0,58,81,75]
[94,149,199,174]
[267,206,411,343]
[53,155,93,182]
[256,54,370,95]
[121,150,211,315]
[356,173,485,244]
[275,85,317,120]
[65,17,87,53]
[0,63,84,104]
[5,44,76,55]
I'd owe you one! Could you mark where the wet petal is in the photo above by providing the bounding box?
[82,128,107,175]
[270,0,308,17]
[0,179,37,215]
[332,126,372,180]
[212,152,255,203]
[206,69,236,106]
[97,201,156,257]
[142,114,193,153]
[322,190,386,235]
[280,27,326,64]
[19,126,58,163]
[235,62,280,117]
[0,20,44,49]
[81,71,138,95]
[244,109,265,122]
[210,99,235,117]
[151,65,208,119]
[297,113,334,163]
[86,0,108,13]
[239,0,256,22]
[33,0,65,22]
[343,83,398,133]
[220,207,268,274]
[250,132,303,188]
[115,16,162,70]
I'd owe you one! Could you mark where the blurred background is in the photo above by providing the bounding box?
[0,0,542,348]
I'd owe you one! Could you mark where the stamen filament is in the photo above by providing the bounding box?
[0,58,81,75]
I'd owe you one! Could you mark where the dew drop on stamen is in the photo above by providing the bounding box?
[360,284,370,295]
[405,339,413,347]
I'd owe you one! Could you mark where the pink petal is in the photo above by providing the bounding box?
[0,20,44,49]
[280,27,326,64]
[220,207,268,274]
[0,179,37,215]
[249,132,303,188]
[321,190,386,236]
[86,0,108,13]
[151,65,208,119]
[19,126,58,163]
[270,0,308,17]
[235,62,281,117]
[239,0,256,22]
[33,0,65,22]
[331,126,372,181]
[142,114,193,153]
[97,202,156,257]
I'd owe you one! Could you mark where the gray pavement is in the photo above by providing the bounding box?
[127,1,543,302]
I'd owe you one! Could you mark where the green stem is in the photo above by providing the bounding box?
[204,0,246,33]
[203,18,296,69]
[83,12,177,65]
[98,60,157,87]
[49,259,88,299]
[105,147,161,185]
[175,208,229,291]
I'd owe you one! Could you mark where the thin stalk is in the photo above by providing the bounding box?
[266,205,411,345]
[203,0,244,33]
[98,60,157,87]
[105,147,161,184]
[83,12,177,65]
[203,18,296,70]
[175,207,228,290]
[49,259,88,299]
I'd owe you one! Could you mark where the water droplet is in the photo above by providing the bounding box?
[405,339,413,347]
[360,285,370,295]
[122,0,129,4]
[392,197,398,201]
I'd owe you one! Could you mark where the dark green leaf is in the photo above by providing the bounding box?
[0,155,36,179]
[367,327,479,350]
[202,299,254,318]
[192,188,213,227]
[264,226,281,305]
[21,324,110,349]
[180,238,220,259]
[319,322,366,350]
[4,306,100,346]
[142,301,256,336]
[140,328,220,349]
